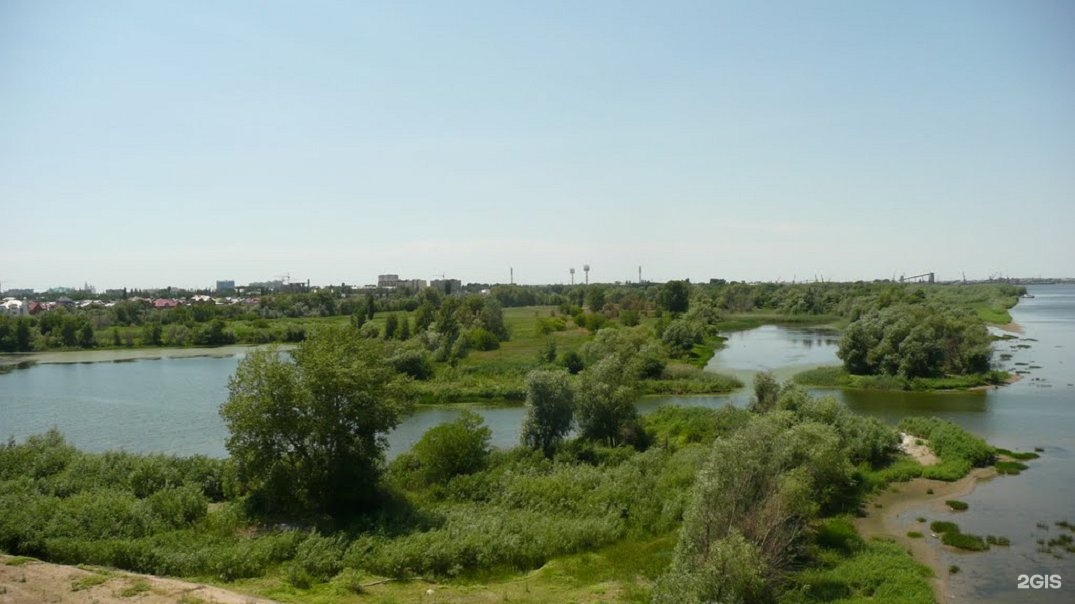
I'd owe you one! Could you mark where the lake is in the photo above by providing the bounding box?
[2,285,1073,602]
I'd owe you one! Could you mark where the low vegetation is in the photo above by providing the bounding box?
[896,416,996,481]
[794,365,1009,391]
[1,363,966,602]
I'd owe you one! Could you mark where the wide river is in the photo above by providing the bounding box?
[2,285,1073,602]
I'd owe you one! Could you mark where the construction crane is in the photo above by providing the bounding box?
[899,272,935,284]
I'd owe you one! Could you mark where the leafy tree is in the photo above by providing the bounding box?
[657,413,849,602]
[658,280,691,314]
[585,286,606,313]
[521,370,575,456]
[479,297,509,340]
[409,411,492,485]
[560,350,584,374]
[142,323,163,346]
[398,316,411,340]
[414,301,436,332]
[220,327,413,516]
[749,371,781,413]
[365,294,376,321]
[384,314,398,340]
[576,357,641,446]
[661,319,704,356]
[837,303,992,378]
[0,317,33,352]
[78,323,96,348]
[389,345,434,380]
[196,319,235,346]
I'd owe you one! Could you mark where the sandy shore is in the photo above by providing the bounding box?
[0,555,277,603]
[854,467,998,603]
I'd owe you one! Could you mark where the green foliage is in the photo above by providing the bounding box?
[383,313,398,339]
[782,536,933,604]
[941,531,988,551]
[794,365,1006,391]
[220,328,414,516]
[537,338,557,363]
[408,411,492,486]
[946,499,968,511]
[642,405,751,449]
[838,302,992,378]
[750,370,782,413]
[657,280,691,314]
[465,327,501,351]
[576,357,643,447]
[661,319,704,356]
[388,345,433,380]
[520,370,575,456]
[0,317,34,352]
[660,412,852,601]
[898,417,995,470]
[995,448,1040,460]
[930,520,959,534]
[585,286,607,313]
[559,350,584,374]
[287,532,346,585]
[995,460,1029,475]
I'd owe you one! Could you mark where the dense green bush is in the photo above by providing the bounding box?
[838,303,992,378]
[406,411,492,486]
[642,405,751,449]
[898,417,995,468]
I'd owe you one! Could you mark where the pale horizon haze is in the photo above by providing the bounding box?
[2,1,1073,291]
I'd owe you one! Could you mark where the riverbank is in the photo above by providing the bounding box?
[855,467,998,603]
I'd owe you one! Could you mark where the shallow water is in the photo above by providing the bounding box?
[2,286,1073,601]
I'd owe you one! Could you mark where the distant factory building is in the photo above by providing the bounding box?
[216,280,236,293]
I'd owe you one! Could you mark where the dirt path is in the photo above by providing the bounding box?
[0,556,278,604]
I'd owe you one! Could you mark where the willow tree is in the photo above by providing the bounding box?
[220,327,412,516]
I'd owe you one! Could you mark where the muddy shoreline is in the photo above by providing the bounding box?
[854,467,998,603]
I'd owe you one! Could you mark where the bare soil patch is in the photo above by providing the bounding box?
[0,556,277,604]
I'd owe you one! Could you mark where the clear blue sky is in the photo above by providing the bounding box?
[2,0,1073,290]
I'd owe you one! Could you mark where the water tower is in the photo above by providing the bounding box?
[583,264,590,285]
[569,268,575,285]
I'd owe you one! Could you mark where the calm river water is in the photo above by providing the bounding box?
[1,285,1073,602]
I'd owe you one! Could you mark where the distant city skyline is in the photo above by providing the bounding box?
[3,1,1073,291]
